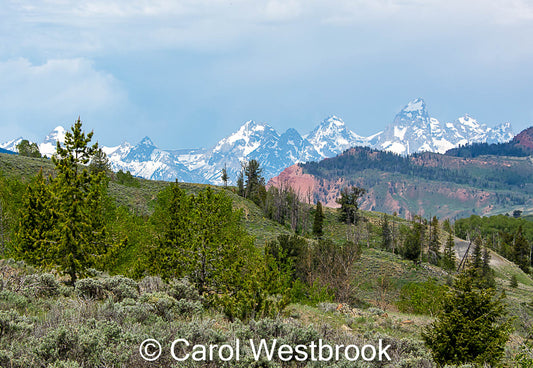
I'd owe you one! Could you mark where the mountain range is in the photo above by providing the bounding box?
[268,125,533,219]
[1,98,515,184]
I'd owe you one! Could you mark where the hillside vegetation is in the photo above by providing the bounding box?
[1,124,533,367]
[282,146,533,219]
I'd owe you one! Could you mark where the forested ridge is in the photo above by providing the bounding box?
[301,146,533,190]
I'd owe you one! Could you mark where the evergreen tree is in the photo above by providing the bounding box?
[422,272,512,366]
[16,139,41,158]
[243,159,266,206]
[89,147,111,175]
[237,169,244,197]
[380,214,393,251]
[148,184,253,293]
[312,201,324,238]
[403,221,423,263]
[14,170,54,265]
[481,246,496,288]
[51,119,109,284]
[221,164,229,188]
[514,225,530,273]
[145,182,191,279]
[336,186,366,225]
[442,232,457,272]
[14,119,112,284]
[146,183,288,320]
[466,237,495,289]
[428,216,441,265]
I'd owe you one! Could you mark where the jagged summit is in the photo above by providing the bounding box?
[0,137,23,152]
[402,98,426,113]
[138,136,156,147]
[374,99,514,155]
[43,126,67,144]
[306,115,367,157]
[1,99,516,184]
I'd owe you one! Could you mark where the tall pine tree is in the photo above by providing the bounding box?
[428,216,441,266]
[514,226,530,273]
[380,214,392,251]
[312,201,324,238]
[51,118,110,284]
[14,118,111,284]
[336,186,366,225]
[442,231,457,272]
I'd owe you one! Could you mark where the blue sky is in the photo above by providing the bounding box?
[1,0,533,149]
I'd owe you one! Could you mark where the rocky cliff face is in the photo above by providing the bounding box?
[512,127,533,150]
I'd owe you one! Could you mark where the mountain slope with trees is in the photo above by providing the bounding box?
[269,146,533,219]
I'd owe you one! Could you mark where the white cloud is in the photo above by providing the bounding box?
[0,58,129,139]
[3,0,533,56]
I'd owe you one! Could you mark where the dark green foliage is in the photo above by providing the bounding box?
[465,237,496,289]
[88,147,110,175]
[236,169,244,196]
[266,234,307,281]
[114,170,140,187]
[146,183,251,288]
[514,226,530,273]
[380,214,393,251]
[312,201,324,237]
[442,232,457,272]
[510,274,518,288]
[16,139,41,158]
[49,119,110,284]
[0,174,25,255]
[336,186,366,225]
[401,221,423,263]
[13,170,54,266]
[243,159,266,206]
[428,216,441,266]
[514,209,523,218]
[302,146,533,191]
[422,272,512,366]
[221,164,228,188]
[446,141,530,158]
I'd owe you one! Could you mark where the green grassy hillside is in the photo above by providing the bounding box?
[1,152,533,366]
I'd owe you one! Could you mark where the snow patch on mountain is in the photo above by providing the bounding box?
[1,99,516,184]
[373,99,514,155]
[0,137,23,152]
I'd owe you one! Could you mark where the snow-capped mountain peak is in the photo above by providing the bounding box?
[403,98,426,113]
[39,126,68,157]
[396,98,430,123]
[0,137,23,152]
[306,115,367,157]
[374,99,514,155]
[1,98,516,185]
[43,126,67,144]
[138,136,156,147]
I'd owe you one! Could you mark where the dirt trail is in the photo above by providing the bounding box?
[454,238,513,268]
